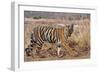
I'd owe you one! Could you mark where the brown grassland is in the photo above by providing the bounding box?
[24,16,90,62]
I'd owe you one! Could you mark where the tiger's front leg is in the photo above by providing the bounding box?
[62,42,79,57]
[56,41,66,58]
[57,47,61,57]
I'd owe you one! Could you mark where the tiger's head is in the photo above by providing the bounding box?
[64,24,74,39]
[57,23,74,39]
[67,24,74,37]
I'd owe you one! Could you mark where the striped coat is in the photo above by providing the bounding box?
[25,24,74,57]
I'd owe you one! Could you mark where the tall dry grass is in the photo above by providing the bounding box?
[70,19,90,51]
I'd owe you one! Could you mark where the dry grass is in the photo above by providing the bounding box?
[24,18,90,62]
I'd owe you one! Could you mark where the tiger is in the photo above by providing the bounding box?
[25,24,78,58]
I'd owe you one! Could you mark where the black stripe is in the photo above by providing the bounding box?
[45,26,50,41]
[49,27,53,43]
[37,26,44,45]
[52,28,56,43]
